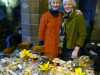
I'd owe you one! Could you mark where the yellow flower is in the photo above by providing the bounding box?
[20,49,34,61]
[28,52,34,58]
[39,62,50,71]
[75,67,86,75]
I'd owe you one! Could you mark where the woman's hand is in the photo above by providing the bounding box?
[71,46,80,59]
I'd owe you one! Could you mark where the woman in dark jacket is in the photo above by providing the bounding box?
[60,0,87,60]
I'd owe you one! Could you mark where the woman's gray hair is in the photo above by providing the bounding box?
[48,0,61,9]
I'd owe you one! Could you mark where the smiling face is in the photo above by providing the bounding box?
[63,3,73,13]
[50,0,61,11]
[63,0,76,13]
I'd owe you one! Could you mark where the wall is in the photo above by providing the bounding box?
[21,0,40,44]
[91,0,100,41]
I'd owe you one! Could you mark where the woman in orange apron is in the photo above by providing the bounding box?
[39,0,62,58]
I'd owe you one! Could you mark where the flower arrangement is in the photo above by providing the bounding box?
[79,56,93,68]
[20,49,34,61]
[39,61,50,72]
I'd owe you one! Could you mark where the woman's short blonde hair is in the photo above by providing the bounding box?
[63,0,76,7]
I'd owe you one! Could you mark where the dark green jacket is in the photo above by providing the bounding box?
[63,10,87,49]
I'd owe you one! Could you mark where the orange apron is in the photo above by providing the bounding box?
[39,11,62,58]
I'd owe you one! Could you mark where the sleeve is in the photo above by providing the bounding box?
[38,14,47,41]
[76,15,87,47]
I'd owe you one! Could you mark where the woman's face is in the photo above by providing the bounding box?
[63,3,73,13]
[50,0,61,11]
